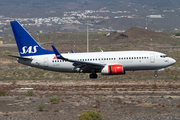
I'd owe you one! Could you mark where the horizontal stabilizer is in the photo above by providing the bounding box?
[8,55,33,60]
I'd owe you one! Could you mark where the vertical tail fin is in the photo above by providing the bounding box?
[10,21,54,57]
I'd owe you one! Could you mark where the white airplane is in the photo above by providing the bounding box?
[9,21,176,79]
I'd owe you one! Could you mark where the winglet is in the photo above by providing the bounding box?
[51,45,64,59]
[71,50,75,53]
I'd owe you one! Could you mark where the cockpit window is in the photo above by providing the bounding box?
[160,55,168,58]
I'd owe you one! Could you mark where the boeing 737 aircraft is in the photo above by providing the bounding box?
[9,21,176,79]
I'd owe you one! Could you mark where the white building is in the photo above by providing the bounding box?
[146,15,163,18]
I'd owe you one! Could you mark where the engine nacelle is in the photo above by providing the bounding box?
[101,64,125,75]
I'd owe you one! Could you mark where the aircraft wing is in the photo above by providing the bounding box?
[51,45,105,72]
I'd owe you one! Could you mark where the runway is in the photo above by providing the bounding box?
[0,79,180,119]
[1,79,180,96]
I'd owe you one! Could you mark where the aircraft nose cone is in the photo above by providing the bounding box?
[170,58,176,65]
[172,59,176,64]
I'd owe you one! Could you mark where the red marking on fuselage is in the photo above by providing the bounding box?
[53,56,58,60]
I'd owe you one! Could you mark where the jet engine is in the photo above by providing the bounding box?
[101,64,125,75]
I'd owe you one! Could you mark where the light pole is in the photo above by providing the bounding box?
[86,21,89,52]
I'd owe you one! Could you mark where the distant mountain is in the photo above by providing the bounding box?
[124,27,166,39]
[127,0,180,8]
[1,0,180,17]
[0,0,180,33]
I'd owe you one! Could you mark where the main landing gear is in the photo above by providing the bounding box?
[89,73,98,79]
[154,70,158,77]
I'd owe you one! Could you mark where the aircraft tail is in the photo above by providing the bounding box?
[10,21,54,57]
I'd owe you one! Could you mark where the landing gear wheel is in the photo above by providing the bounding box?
[154,71,158,77]
[89,73,98,79]
[154,74,158,77]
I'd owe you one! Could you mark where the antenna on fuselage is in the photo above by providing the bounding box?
[99,47,103,52]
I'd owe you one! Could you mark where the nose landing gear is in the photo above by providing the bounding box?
[154,70,158,77]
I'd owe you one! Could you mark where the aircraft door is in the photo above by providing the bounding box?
[44,58,48,67]
[150,53,155,63]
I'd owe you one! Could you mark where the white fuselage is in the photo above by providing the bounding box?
[18,51,176,74]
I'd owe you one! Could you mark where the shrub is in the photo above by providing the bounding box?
[37,104,45,111]
[79,110,103,120]
[25,89,33,96]
[175,33,180,36]
[5,50,10,53]
[152,83,160,88]
[0,90,6,96]
[50,96,60,103]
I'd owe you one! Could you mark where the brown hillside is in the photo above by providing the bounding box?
[105,27,167,43]
[124,27,166,40]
